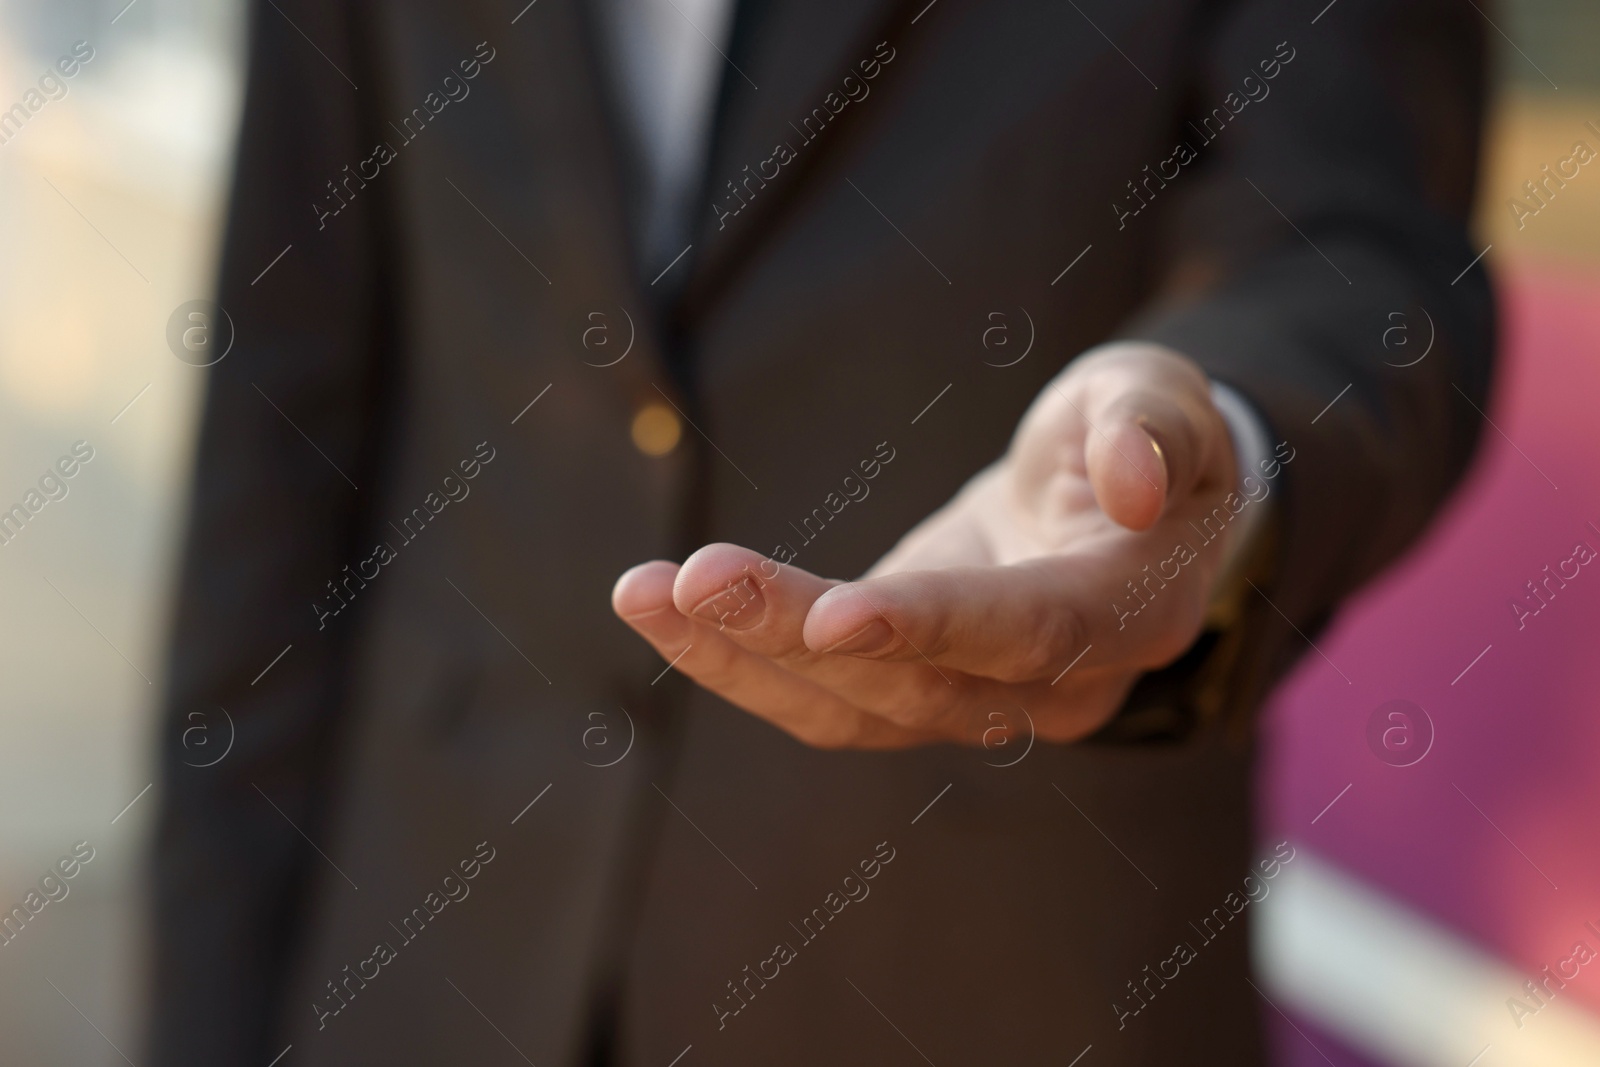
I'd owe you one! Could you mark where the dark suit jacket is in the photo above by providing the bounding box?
[150,0,1492,1063]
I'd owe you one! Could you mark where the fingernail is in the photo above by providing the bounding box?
[1136,418,1168,472]
[691,576,766,631]
[822,617,894,655]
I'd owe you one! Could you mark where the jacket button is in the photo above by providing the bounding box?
[631,401,682,456]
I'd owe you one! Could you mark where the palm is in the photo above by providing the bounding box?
[870,447,1108,579]
[614,343,1240,748]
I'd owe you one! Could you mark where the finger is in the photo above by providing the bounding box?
[612,561,929,749]
[1082,385,1214,531]
[620,558,1142,744]
[1056,346,1225,531]
[1084,413,1169,531]
[612,559,685,623]
[803,549,1208,683]
[670,543,806,637]
[671,544,970,724]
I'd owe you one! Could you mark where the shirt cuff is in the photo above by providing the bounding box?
[1207,380,1273,613]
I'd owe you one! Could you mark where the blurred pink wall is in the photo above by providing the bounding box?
[1262,256,1600,1064]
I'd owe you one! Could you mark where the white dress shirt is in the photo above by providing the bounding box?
[591,0,738,273]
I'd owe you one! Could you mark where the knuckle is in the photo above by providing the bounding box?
[676,638,755,694]
[800,718,867,751]
[864,677,951,729]
[1001,601,1087,682]
[676,642,724,683]
[1000,625,1061,682]
[870,700,929,730]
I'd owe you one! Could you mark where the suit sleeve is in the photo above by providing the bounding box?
[1112,0,1495,735]
[148,1,395,1061]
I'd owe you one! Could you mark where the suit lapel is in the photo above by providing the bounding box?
[675,0,929,321]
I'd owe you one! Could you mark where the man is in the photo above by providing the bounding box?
[151,0,1492,1064]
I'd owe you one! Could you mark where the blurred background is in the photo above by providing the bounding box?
[0,1,1594,1063]
[0,0,241,1062]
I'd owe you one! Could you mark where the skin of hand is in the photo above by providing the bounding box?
[611,341,1240,750]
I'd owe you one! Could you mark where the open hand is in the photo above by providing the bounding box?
[612,342,1241,749]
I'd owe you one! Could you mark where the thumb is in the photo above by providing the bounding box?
[1074,347,1223,531]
